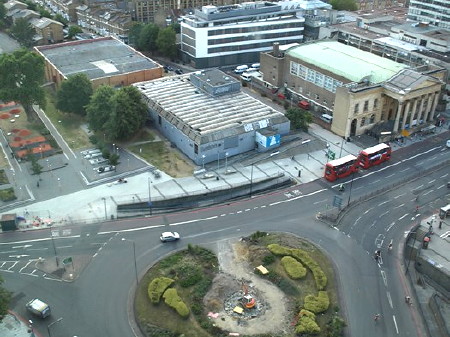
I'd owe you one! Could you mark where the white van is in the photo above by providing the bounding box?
[251,63,260,70]
[234,65,249,74]
[26,298,51,318]
[320,114,333,124]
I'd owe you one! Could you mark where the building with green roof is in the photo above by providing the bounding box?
[259,40,444,140]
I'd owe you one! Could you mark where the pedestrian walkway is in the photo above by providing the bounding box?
[0,312,37,337]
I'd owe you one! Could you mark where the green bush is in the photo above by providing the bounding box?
[281,256,307,279]
[262,254,275,265]
[250,231,268,241]
[277,278,299,296]
[0,170,8,185]
[0,188,16,201]
[192,277,212,299]
[304,291,330,314]
[177,264,203,288]
[148,277,174,304]
[324,313,347,337]
[295,309,320,335]
[163,288,190,318]
[158,252,183,269]
[145,325,178,337]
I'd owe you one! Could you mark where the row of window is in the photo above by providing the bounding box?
[207,21,303,36]
[354,99,378,114]
[359,115,376,127]
[208,30,301,45]
[289,61,343,93]
[208,40,282,54]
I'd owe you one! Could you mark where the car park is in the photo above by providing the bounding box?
[26,298,51,318]
[84,152,103,159]
[160,231,180,242]
[175,69,184,74]
[96,165,116,173]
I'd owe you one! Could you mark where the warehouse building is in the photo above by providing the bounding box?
[34,37,163,88]
[134,69,290,165]
[260,40,444,140]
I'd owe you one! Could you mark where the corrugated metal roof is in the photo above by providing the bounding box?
[286,41,408,84]
[135,74,289,144]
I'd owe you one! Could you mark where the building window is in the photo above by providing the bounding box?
[374,98,378,109]
[194,144,198,154]
[363,100,369,111]
[158,115,161,125]
[354,103,359,114]
[370,114,375,124]
[360,117,366,127]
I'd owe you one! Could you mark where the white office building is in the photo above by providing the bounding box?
[180,1,325,68]
[407,0,450,29]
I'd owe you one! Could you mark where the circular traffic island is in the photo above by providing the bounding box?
[134,232,346,337]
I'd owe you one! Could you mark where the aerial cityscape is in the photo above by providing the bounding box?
[0,0,449,336]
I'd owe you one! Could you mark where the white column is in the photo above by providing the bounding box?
[409,98,418,127]
[417,95,426,124]
[401,100,411,130]
[393,101,403,132]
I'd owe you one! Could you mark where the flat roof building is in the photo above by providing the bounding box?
[134,69,290,165]
[34,37,163,88]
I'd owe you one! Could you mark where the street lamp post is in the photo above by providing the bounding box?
[101,197,107,220]
[49,225,59,267]
[148,177,152,216]
[217,151,220,171]
[346,171,356,207]
[202,155,205,170]
[249,164,254,197]
[47,317,63,337]
[225,152,229,172]
[121,238,138,286]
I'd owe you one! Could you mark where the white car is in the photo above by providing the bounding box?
[160,232,180,242]
[96,165,116,173]
[446,140,450,148]
[89,158,108,165]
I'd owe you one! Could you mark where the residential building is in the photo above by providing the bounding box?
[34,37,163,88]
[180,1,310,69]
[30,17,64,44]
[407,0,450,29]
[260,41,444,140]
[134,69,290,165]
[43,0,79,22]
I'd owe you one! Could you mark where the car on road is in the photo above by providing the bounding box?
[175,69,184,75]
[26,298,51,318]
[160,231,180,242]
[96,165,116,173]
[446,139,450,148]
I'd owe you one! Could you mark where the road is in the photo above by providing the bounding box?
[1,136,449,337]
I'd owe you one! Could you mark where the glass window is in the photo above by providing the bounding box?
[370,114,375,123]
[354,103,359,114]
[298,64,307,79]
[306,69,315,83]
[364,100,369,111]
[374,98,378,108]
[314,72,324,87]
[324,76,333,91]
[360,117,366,127]
[290,62,299,76]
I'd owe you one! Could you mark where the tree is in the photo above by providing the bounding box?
[68,25,82,39]
[107,86,148,140]
[0,275,12,322]
[285,107,313,131]
[53,14,68,26]
[156,27,177,59]
[0,49,45,121]
[86,85,115,132]
[330,0,358,11]
[56,73,93,115]
[10,17,36,47]
[128,22,144,47]
[138,24,159,52]
[0,2,6,29]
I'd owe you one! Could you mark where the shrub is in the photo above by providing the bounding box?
[0,188,16,201]
[324,313,347,337]
[163,288,190,318]
[281,256,307,279]
[304,291,330,314]
[277,278,299,296]
[147,277,174,304]
[250,231,268,241]
[145,325,177,337]
[177,264,203,288]
[0,170,7,184]
[192,277,212,299]
[158,252,183,269]
[262,254,275,265]
[295,309,320,335]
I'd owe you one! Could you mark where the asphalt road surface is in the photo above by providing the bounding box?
[1,136,449,337]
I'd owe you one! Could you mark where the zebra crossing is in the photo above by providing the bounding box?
[0,259,61,281]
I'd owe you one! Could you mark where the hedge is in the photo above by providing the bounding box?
[281,256,307,279]
[148,277,174,304]
[268,244,328,290]
[163,288,190,318]
[295,309,320,335]
[304,291,330,314]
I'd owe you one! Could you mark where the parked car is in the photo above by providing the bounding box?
[84,152,103,159]
[446,139,450,148]
[89,158,108,165]
[26,298,51,318]
[175,69,184,75]
[81,148,101,156]
[160,232,180,242]
[96,165,116,173]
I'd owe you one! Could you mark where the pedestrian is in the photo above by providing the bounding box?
[439,221,442,229]
[37,181,39,188]
[415,205,419,213]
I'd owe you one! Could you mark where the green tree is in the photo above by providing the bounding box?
[68,25,82,39]
[330,0,358,11]
[0,2,6,28]
[29,154,43,175]
[0,49,45,121]
[128,22,144,47]
[86,85,115,132]
[0,275,12,321]
[10,17,36,47]
[171,23,181,34]
[53,14,68,26]
[156,27,177,59]
[285,107,313,131]
[107,86,148,140]
[138,24,159,52]
[38,7,52,18]
[56,73,93,115]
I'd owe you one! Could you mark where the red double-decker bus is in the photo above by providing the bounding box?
[358,143,391,169]
[324,154,359,182]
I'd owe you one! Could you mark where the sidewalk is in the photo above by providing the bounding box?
[0,312,39,337]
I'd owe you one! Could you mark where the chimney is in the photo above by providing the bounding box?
[273,42,280,57]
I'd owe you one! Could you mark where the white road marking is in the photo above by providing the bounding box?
[428,179,436,184]
[386,222,395,232]
[393,315,399,334]
[398,214,408,220]
[394,193,405,199]
[423,190,433,196]
[386,291,393,308]
[394,204,404,209]
[379,211,390,218]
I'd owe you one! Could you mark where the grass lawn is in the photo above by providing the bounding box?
[43,90,92,150]
[0,170,8,184]
[0,187,16,201]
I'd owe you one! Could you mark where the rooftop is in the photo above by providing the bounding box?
[286,40,408,84]
[34,37,160,81]
[134,70,289,144]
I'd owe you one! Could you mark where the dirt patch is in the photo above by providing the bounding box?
[203,240,293,335]
[0,113,9,119]
[18,129,31,137]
